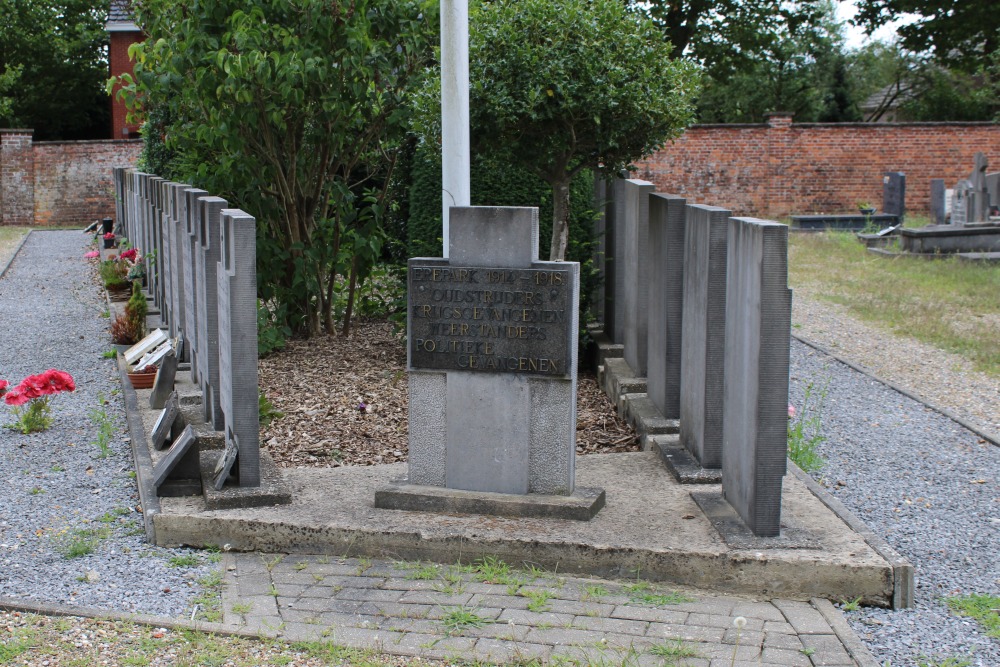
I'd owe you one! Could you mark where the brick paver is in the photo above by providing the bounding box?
[221,552,875,666]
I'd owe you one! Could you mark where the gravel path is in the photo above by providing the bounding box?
[790,337,1000,667]
[0,231,216,617]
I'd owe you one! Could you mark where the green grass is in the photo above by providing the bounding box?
[470,555,523,586]
[841,596,862,612]
[168,553,201,568]
[522,589,553,612]
[191,572,224,622]
[916,657,972,667]
[102,349,117,359]
[624,581,693,606]
[789,231,1000,376]
[787,379,828,472]
[59,525,113,559]
[649,639,701,660]
[407,563,440,580]
[946,594,1000,638]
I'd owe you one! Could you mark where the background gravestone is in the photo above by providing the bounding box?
[196,196,227,429]
[952,181,970,226]
[968,152,990,222]
[605,178,627,345]
[216,209,260,487]
[882,172,905,219]
[621,179,655,377]
[647,193,686,420]
[405,206,581,497]
[679,204,731,469]
[986,172,1000,216]
[722,217,791,537]
[930,179,946,225]
[591,177,607,325]
[183,188,208,383]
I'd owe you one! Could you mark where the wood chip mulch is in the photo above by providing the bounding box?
[258,318,639,468]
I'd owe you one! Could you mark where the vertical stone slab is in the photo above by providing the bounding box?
[622,179,655,377]
[591,175,607,325]
[406,206,580,497]
[930,179,946,226]
[605,178,627,344]
[647,194,687,420]
[986,172,1000,215]
[197,197,227,429]
[165,183,184,340]
[149,176,165,312]
[882,172,905,219]
[679,204,731,469]
[183,188,208,381]
[722,217,790,537]
[217,209,260,487]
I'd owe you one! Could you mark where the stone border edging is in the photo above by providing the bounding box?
[0,229,33,281]
[811,598,881,667]
[788,461,914,610]
[792,333,1000,448]
[0,595,267,641]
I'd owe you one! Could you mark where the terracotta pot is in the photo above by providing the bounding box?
[127,371,157,389]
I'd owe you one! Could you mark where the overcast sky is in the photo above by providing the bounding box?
[835,0,914,50]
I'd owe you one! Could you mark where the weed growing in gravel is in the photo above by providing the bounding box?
[841,596,862,611]
[59,525,112,559]
[407,563,439,580]
[0,627,38,661]
[168,553,201,568]
[916,657,972,667]
[788,379,828,472]
[471,555,522,586]
[439,606,492,634]
[101,349,116,358]
[523,589,553,612]
[191,572,224,622]
[29,486,44,495]
[946,594,1000,638]
[231,602,252,615]
[89,400,115,458]
[50,464,64,472]
[624,581,693,606]
[583,584,608,600]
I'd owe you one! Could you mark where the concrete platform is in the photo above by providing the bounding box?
[149,451,908,608]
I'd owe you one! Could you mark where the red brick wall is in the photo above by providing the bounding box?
[109,31,144,140]
[635,115,1000,218]
[32,139,142,227]
[1,130,35,226]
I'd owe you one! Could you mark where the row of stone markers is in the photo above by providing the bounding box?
[113,167,266,499]
[595,178,791,538]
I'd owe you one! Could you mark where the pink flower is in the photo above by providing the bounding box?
[120,248,138,261]
[103,232,115,240]
[38,369,75,393]
[84,250,100,259]
[788,404,796,419]
[4,388,29,406]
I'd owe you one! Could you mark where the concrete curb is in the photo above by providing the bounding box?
[789,462,913,610]
[0,229,33,281]
[812,598,882,667]
[0,596,269,640]
[793,333,1000,448]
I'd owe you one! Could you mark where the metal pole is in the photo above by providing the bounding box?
[440,0,471,258]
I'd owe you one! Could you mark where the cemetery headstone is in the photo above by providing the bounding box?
[605,178,627,344]
[721,217,791,538]
[930,179,946,225]
[149,348,178,410]
[216,209,260,487]
[151,392,185,450]
[381,206,600,518]
[183,188,208,383]
[968,152,989,222]
[882,172,905,219]
[196,197,227,429]
[622,179,655,377]
[152,425,201,496]
[647,193,686,420]
[952,180,971,226]
[986,172,1000,216]
[679,204,731,470]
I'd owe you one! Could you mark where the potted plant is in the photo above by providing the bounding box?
[857,201,876,216]
[127,364,157,389]
[103,232,116,249]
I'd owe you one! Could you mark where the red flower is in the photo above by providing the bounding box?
[104,232,116,239]
[0,379,7,396]
[120,248,138,261]
[4,388,29,406]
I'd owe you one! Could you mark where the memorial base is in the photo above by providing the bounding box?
[654,434,722,484]
[690,491,820,549]
[374,481,605,521]
[200,450,292,510]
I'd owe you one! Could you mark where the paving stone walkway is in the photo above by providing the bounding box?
[222,552,874,666]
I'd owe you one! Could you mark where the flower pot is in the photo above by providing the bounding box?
[859,207,876,216]
[103,238,115,249]
[127,371,157,389]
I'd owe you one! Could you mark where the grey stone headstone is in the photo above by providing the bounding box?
[930,179,946,225]
[679,204,731,469]
[986,173,1000,216]
[217,209,260,487]
[605,178,627,344]
[151,392,185,450]
[152,425,200,491]
[196,196,227,429]
[149,349,178,410]
[952,180,971,226]
[169,183,191,353]
[646,194,687,421]
[969,152,990,222]
[183,188,208,382]
[592,175,607,325]
[621,179,655,377]
[882,172,905,218]
[722,217,791,538]
[407,206,579,496]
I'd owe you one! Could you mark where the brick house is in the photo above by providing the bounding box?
[106,0,143,139]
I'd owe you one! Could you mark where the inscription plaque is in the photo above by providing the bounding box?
[408,264,572,377]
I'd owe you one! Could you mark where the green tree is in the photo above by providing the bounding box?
[418,0,699,261]
[115,0,437,335]
[0,0,110,139]
[854,1,999,73]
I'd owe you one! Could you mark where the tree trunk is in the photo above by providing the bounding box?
[549,178,572,261]
[342,255,359,336]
